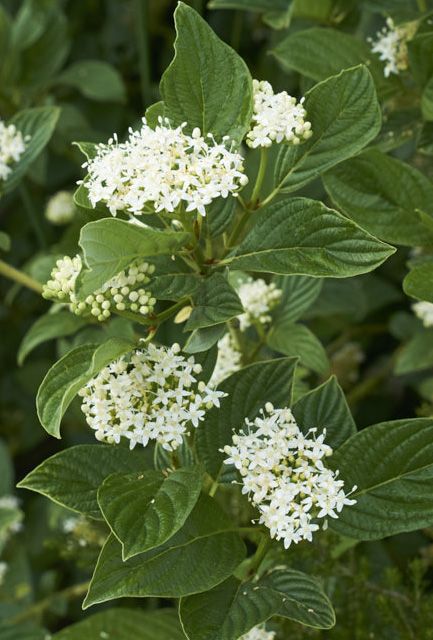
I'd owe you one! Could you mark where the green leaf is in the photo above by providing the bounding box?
[404,260,433,302]
[17,444,150,519]
[148,273,200,301]
[0,623,48,640]
[56,60,126,103]
[330,418,433,540]
[272,28,370,82]
[53,609,185,640]
[11,0,49,50]
[73,140,99,160]
[204,197,237,237]
[78,218,191,297]
[394,329,433,375]
[184,324,226,354]
[267,322,330,375]
[323,149,433,246]
[273,275,323,323]
[180,568,335,639]
[83,495,246,607]
[293,376,356,449]
[274,67,381,194]
[222,198,394,278]
[186,273,243,331]
[208,0,287,10]
[196,358,297,479]
[2,107,60,194]
[97,466,203,559]
[36,338,134,438]
[160,2,252,144]
[422,76,433,121]
[18,311,87,365]
[408,33,433,87]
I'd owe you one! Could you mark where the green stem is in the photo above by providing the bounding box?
[225,209,250,248]
[155,298,189,323]
[236,534,272,581]
[0,259,43,294]
[134,0,152,108]
[20,183,46,249]
[259,184,281,209]
[8,581,90,625]
[209,480,219,497]
[417,0,427,12]
[250,147,269,206]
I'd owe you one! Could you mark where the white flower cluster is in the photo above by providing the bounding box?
[0,495,23,535]
[246,80,312,149]
[412,301,433,328]
[238,278,282,331]
[210,279,282,386]
[223,404,356,549]
[80,343,225,451]
[369,18,418,77]
[42,255,156,322]
[0,119,28,181]
[45,190,76,225]
[241,627,276,640]
[210,333,242,387]
[82,117,248,218]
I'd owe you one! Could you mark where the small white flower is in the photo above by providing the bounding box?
[0,119,29,182]
[223,405,356,547]
[42,255,156,322]
[412,301,433,328]
[45,191,76,225]
[80,342,226,451]
[238,278,282,331]
[246,80,312,149]
[240,626,276,640]
[210,333,242,387]
[369,18,418,77]
[81,118,248,218]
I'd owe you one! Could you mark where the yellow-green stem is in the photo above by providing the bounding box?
[8,581,89,625]
[250,147,269,206]
[0,259,43,294]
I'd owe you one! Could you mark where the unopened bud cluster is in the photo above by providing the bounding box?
[246,80,312,149]
[223,404,356,549]
[45,190,76,225]
[42,255,156,322]
[80,343,226,451]
[0,119,28,181]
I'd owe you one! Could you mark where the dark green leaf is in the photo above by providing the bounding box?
[274,67,381,194]
[160,2,253,144]
[293,376,356,449]
[78,219,191,297]
[97,466,203,558]
[395,329,433,375]
[2,107,60,194]
[267,322,330,375]
[330,418,433,539]
[184,325,226,354]
[56,60,126,103]
[18,444,149,519]
[18,311,87,365]
[83,495,246,606]
[222,198,394,278]
[180,568,335,639]
[196,358,297,479]
[36,338,134,438]
[404,260,433,303]
[323,149,433,246]
[273,275,323,323]
[53,609,185,640]
[186,273,243,331]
